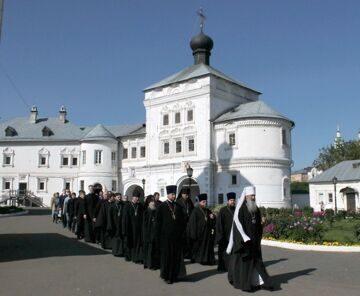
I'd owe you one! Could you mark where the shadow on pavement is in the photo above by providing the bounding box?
[25,208,52,216]
[271,268,317,291]
[0,233,108,263]
[184,268,219,282]
[264,258,288,267]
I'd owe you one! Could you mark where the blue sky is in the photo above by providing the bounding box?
[0,0,359,170]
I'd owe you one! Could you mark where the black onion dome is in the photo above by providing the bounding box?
[190,32,214,52]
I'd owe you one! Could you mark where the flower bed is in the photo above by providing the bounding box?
[260,207,360,246]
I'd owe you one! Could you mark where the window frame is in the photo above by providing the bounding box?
[123,148,128,159]
[174,112,181,124]
[187,109,194,122]
[131,147,137,159]
[140,146,146,158]
[163,114,169,126]
[94,150,103,165]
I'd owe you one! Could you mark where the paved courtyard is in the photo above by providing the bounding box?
[0,209,359,296]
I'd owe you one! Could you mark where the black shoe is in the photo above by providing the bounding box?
[166,280,173,284]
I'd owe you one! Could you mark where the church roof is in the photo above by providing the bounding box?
[309,160,360,183]
[144,63,261,93]
[214,100,294,125]
[82,124,116,141]
[0,117,143,142]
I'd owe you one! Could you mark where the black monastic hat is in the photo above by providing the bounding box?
[166,185,177,195]
[227,192,236,200]
[197,193,207,202]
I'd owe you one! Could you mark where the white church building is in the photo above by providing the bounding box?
[0,29,294,207]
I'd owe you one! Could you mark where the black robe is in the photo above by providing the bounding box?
[95,200,115,250]
[111,201,126,257]
[84,193,100,243]
[156,200,186,282]
[67,198,75,231]
[187,206,216,265]
[122,202,144,263]
[176,197,194,260]
[143,208,160,269]
[75,198,85,239]
[227,203,271,291]
[70,198,79,233]
[216,205,235,271]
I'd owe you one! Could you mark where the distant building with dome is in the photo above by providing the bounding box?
[0,28,294,207]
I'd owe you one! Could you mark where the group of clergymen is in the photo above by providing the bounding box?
[53,184,274,292]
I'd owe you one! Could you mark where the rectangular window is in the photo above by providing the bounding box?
[187,109,193,122]
[65,182,71,190]
[188,138,195,152]
[62,156,69,166]
[4,181,11,190]
[140,146,146,158]
[160,188,165,197]
[112,180,117,192]
[218,194,224,204]
[164,142,169,154]
[176,140,182,153]
[131,147,137,159]
[80,180,85,191]
[123,148,128,159]
[4,156,11,165]
[82,151,86,164]
[231,174,237,185]
[282,129,288,146]
[111,151,116,162]
[39,182,45,191]
[328,193,333,203]
[40,156,47,166]
[72,157,78,166]
[175,112,181,124]
[229,133,236,146]
[94,150,102,164]
[163,114,169,126]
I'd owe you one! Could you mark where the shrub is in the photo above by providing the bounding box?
[302,206,314,217]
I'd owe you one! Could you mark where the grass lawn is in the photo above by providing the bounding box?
[322,219,360,244]
[0,206,24,215]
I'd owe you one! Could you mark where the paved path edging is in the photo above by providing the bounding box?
[262,239,360,252]
[0,210,29,218]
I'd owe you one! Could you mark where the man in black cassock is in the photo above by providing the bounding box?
[216,192,236,272]
[112,193,127,257]
[143,198,160,270]
[122,190,144,263]
[176,187,194,260]
[187,193,216,265]
[83,185,100,243]
[75,190,86,240]
[153,192,162,208]
[227,186,273,292]
[95,191,115,249]
[156,185,186,284]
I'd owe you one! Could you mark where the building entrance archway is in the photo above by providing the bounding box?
[177,177,200,203]
[125,185,145,202]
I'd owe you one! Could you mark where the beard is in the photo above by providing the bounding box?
[246,200,258,214]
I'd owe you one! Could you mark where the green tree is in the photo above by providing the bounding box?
[313,140,360,170]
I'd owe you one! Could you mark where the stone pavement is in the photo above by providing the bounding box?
[0,209,359,296]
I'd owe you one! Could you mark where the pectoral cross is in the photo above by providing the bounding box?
[197,7,206,32]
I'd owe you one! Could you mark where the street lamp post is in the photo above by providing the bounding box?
[186,165,193,200]
[332,176,338,214]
